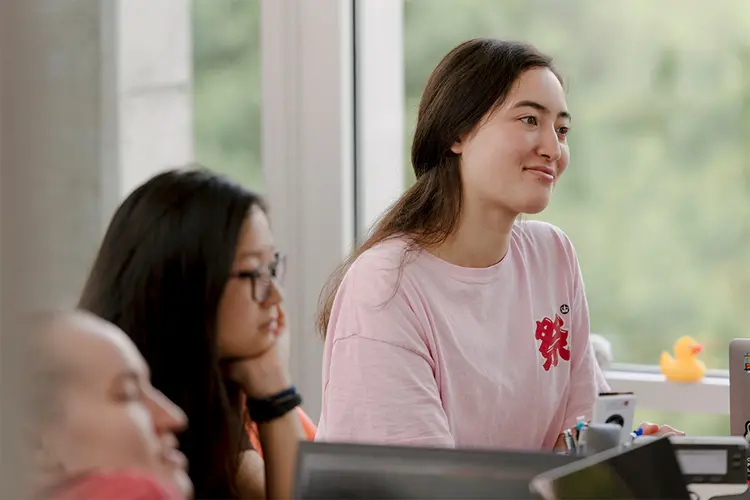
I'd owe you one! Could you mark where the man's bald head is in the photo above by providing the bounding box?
[28,310,144,424]
[34,310,142,367]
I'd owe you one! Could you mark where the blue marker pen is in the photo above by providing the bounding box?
[629,427,643,441]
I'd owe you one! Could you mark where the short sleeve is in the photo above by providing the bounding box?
[316,245,454,447]
[318,335,454,447]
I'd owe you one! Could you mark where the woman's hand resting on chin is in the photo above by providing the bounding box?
[227,344,291,398]
[222,306,302,500]
[226,306,292,398]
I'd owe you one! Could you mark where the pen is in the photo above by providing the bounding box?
[563,428,577,454]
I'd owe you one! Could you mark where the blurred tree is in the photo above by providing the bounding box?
[192,0,263,190]
[191,0,748,436]
[404,0,750,435]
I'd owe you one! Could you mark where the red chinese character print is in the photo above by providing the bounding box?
[534,314,571,371]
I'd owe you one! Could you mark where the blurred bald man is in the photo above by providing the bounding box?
[29,311,191,500]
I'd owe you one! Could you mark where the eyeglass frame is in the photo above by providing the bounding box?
[229,252,287,303]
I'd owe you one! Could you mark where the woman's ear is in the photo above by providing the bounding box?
[450,138,463,155]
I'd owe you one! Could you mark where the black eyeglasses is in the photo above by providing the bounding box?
[231,252,287,303]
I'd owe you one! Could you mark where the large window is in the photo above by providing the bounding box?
[192,0,263,190]
[186,0,745,430]
[400,0,750,434]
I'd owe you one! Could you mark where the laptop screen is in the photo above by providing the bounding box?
[294,441,581,499]
[537,438,690,500]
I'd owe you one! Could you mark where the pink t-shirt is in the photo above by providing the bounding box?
[316,220,610,451]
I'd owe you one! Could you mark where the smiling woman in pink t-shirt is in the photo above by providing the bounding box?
[315,39,678,451]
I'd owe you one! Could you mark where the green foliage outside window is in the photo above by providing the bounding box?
[193,0,748,435]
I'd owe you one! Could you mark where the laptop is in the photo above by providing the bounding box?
[529,437,690,500]
[729,339,750,440]
[293,441,582,499]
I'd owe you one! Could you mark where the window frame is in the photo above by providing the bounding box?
[607,366,728,415]
[260,0,355,422]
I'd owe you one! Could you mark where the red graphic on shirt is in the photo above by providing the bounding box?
[535,314,571,371]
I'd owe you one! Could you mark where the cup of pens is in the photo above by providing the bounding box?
[560,416,589,454]
[572,421,633,455]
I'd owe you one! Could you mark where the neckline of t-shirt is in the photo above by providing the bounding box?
[414,240,512,284]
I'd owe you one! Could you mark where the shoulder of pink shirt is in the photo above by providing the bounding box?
[50,470,182,500]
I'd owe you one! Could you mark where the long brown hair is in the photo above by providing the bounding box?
[316,39,560,337]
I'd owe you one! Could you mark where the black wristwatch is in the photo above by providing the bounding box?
[246,386,303,424]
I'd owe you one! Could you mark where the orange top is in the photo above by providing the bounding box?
[247,407,317,458]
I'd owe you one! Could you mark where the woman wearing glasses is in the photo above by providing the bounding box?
[79,168,310,499]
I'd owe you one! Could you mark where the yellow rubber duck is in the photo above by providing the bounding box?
[660,336,706,383]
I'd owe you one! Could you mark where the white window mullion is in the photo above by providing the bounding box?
[354,0,405,239]
[260,0,355,422]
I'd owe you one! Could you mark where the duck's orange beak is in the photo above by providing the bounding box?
[691,344,704,355]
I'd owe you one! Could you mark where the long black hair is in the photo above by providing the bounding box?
[79,167,267,499]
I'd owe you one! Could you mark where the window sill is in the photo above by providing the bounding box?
[604,369,729,415]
